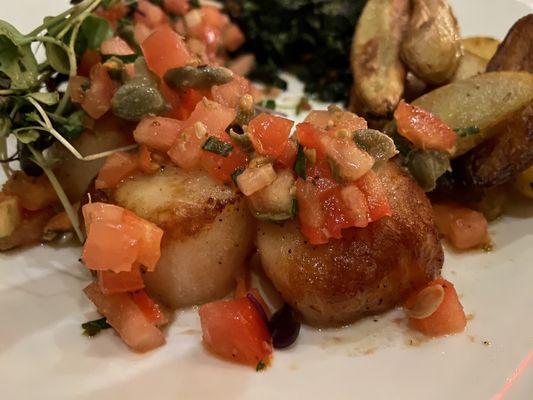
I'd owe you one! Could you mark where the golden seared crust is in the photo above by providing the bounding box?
[111,166,239,239]
[257,162,443,326]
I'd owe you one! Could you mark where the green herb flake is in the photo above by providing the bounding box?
[77,15,113,54]
[262,99,276,110]
[202,136,233,157]
[82,317,111,337]
[27,91,59,106]
[256,359,267,372]
[294,144,307,179]
[189,0,200,9]
[453,126,480,137]
[58,110,85,140]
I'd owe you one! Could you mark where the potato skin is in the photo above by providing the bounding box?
[401,0,462,85]
[487,14,533,73]
[351,0,409,116]
[257,162,443,326]
[454,102,533,188]
[111,167,255,308]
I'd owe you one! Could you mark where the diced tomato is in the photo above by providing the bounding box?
[134,22,153,44]
[405,277,467,336]
[201,6,229,30]
[201,144,248,183]
[432,203,489,249]
[295,178,328,245]
[141,25,191,78]
[304,109,367,134]
[163,0,189,16]
[131,290,167,326]
[69,76,89,104]
[95,151,138,190]
[167,125,203,170]
[247,113,294,159]
[82,202,163,272]
[211,76,252,109]
[138,145,159,174]
[199,297,272,367]
[321,187,355,239]
[160,82,206,120]
[340,185,370,228]
[97,265,145,295]
[182,98,236,135]
[134,116,183,152]
[82,64,116,119]
[122,209,163,271]
[78,50,101,77]
[134,0,168,29]
[95,1,129,26]
[100,36,135,56]
[394,100,457,152]
[275,140,298,169]
[356,170,392,221]
[296,122,327,159]
[84,282,165,352]
[222,24,245,52]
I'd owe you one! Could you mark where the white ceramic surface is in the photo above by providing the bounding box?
[0,1,532,399]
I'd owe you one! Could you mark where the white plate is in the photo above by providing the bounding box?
[1,1,532,399]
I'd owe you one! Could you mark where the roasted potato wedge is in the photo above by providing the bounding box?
[487,14,533,73]
[461,36,500,61]
[401,0,462,85]
[413,71,533,157]
[452,50,487,82]
[257,162,443,326]
[454,102,533,188]
[111,167,255,308]
[351,0,409,116]
[514,166,533,199]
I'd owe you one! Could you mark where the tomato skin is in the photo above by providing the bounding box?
[84,282,165,352]
[97,265,145,295]
[82,64,116,119]
[211,76,252,109]
[141,25,191,78]
[134,22,153,44]
[122,209,163,271]
[160,82,205,120]
[222,24,245,52]
[134,116,184,152]
[304,109,367,133]
[405,277,467,336]
[248,113,294,159]
[78,50,101,77]
[356,170,392,221]
[167,125,203,170]
[432,203,489,249]
[199,297,272,367]
[95,151,138,190]
[182,98,236,134]
[296,122,327,158]
[69,76,89,104]
[200,144,248,183]
[275,140,298,169]
[394,100,457,152]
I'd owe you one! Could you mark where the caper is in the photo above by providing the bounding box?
[353,129,398,163]
[405,150,450,192]
[111,78,168,121]
[164,65,234,90]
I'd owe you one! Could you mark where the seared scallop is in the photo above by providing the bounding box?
[111,166,255,308]
[256,162,443,326]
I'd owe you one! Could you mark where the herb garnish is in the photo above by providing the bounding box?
[453,126,480,137]
[202,136,234,157]
[294,144,307,179]
[260,99,276,110]
[82,317,111,337]
[256,359,267,372]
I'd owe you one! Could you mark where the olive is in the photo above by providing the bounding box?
[111,78,168,121]
[164,65,234,90]
[353,129,398,163]
[268,304,301,349]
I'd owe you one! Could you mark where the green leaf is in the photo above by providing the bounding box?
[294,144,306,179]
[202,136,234,157]
[58,110,85,140]
[25,111,42,124]
[82,317,111,337]
[15,129,39,144]
[77,15,113,54]
[45,41,70,75]
[27,91,60,106]
[0,20,39,90]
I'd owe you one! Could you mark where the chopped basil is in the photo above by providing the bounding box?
[202,136,234,157]
[82,317,111,337]
[453,126,480,137]
[256,360,267,372]
[294,144,307,179]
